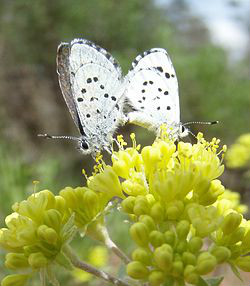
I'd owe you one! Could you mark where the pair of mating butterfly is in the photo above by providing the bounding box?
[40,38,217,156]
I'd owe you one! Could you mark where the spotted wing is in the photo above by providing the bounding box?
[125,48,180,131]
[68,39,124,139]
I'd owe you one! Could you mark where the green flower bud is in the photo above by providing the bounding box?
[139,215,156,232]
[241,230,250,253]
[184,265,199,285]
[199,180,224,205]
[235,256,250,272]
[176,220,190,239]
[132,248,152,265]
[211,246,231,263]
[150,202,165,222]
[5,253,29,270]
[182,252,196,266]
[188,236,203,253]
[196,252,217,275]
[121,196,136,214]
[130,222,149,247]
[154,244,173,271]
[175,240,188,254]
[134,197,150,216]
[148,270,165,286]
[28,252,48,269]
[166,201,184,220]
[83,190,100,217]
[221,212,242,235]
[164,230,176,246]
[126,261,149,279]
[37,225,58,245]
[149,230,166,248]
[172,260,184,277]
[1,274,30,286]
[43,209,62,232]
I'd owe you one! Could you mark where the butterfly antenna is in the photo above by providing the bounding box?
[183,120,219,126]
[38,134,79,141]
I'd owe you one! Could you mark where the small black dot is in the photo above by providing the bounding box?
[81,88,86,93]
[143,81,148,85]
[93,77,98,82]
[104,93,109,98]
[71,72,75,76]
[111,96,116,101]
[167,106,171,110]
[113,119,116,122]
[87,78,92,83]
[96,109,100,113]
[158,88,162,92]
[86,113,91,118]
[90,97,94,101]
[100,85,104,89]
[140,106,145,109]
[156,66,163,72]
[77,98,83,102]
[157,106,160,110]
[171,74,175,77]
[164,91,169,95]
[115,104,120,110]
[104,115,107,119]
[142,89,145,93]
[165,73,170,78]
[138,100,142,103]
[149,81,153,84]
[142,96,146,100]
[105,53,111,60]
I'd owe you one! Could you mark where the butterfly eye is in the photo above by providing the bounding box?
[81,141,89,150]
[181,126,185,133]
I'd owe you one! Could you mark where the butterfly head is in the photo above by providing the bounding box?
[179,125,189,138]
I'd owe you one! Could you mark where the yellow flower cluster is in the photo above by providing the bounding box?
[226,133,250,169]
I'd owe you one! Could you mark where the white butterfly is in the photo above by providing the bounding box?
[39,39,126,155]
[124,48,189,139]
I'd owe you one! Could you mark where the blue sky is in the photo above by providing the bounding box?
[159,0,249,61]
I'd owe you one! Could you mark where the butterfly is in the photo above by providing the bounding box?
[39,39,127,156]
[124,48,189,139]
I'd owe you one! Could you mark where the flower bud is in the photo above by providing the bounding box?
[139,215,156,232]
[28,252,48,269]
[166,201,184,220]
[182,252,196,266]
[235,256,250,272]
[154,244,173,271]
[184,265,199,285]
[221,212,242,235]
[148,270,165,286]
[211,246,231,263]
[172,260,184,277]
[188,236,203,253]
[134,197,150,216]
[149,230,165,248]
[5,253,29,270]
[241,230,250,252]
[43,209,62,232]
[176,220,190,239]
[37,225,58,245]
[141,146,161,175]
[150,202,165,223]
[121,196,136,214]
[175,240,188,254]
[132,248,151,265]
[196,252,217,275]
[130,222,149,247]
[126,261,149,279]
[164,230,176,246]
[1,274,30,286]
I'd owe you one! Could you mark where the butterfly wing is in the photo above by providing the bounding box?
[125,49,180,132]
[67,39,125,148]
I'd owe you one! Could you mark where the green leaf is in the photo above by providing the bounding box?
[197,277,209,286]
[229,262,243,282]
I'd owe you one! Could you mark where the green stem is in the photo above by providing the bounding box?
[63,245,130,286]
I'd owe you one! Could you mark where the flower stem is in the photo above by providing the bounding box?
[63,245,130,286]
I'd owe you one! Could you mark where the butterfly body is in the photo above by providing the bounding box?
[56,39,126,155]
[124,48,187,139]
